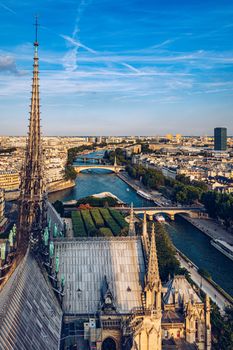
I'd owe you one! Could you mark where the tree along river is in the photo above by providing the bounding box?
[49,152,233,297]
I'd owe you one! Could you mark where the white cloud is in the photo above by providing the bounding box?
[61,35,97,54]
[0,55,25,75]
[0,2,16,14]
[61,0,93,71]
[121,62,140,73]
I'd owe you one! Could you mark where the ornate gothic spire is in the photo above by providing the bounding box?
[142,211,149,255]
[142,211,147,237]
[146,223,160,289]
[128,202,136,236]
[17,17,45,254]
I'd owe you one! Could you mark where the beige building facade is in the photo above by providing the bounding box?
[0,170,20,191]
[0,190,4,220]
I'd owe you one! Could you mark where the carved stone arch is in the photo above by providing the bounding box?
[23,201,29,213]
[102,337,117,350]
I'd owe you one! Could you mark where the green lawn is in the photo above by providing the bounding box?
[71,208,127,237]
[90,208,105,228]
[71,211,86,237]
[109,209,128,229]
[81,210,96,236]
[99,208,121,236]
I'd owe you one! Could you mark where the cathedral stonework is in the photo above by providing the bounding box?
[17,17,46,256]
[60,213,211,350]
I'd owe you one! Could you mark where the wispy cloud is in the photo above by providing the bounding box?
[61,35,97,54]
[61,0,93,71]
[121,62,140,73]
[151,39,175,49]
[0,2,16,15]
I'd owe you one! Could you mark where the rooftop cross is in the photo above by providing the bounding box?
[34,15,39,45]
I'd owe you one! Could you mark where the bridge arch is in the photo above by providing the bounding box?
[74,165,124,174]
[145,210,199,221]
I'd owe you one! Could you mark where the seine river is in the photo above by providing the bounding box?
[49,152,233,296]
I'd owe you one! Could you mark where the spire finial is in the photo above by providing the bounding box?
[34,15,39,46]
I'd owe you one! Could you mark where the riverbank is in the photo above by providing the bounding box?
[183,216,233,245]
[118,172,233,246]
[117,172,167,206]
[47,179,76,194]
[176,248,233,310]
[4,179,76,202]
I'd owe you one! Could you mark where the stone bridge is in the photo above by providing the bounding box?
[74,165,125,174]
[114,206,205,220]
[77,156,104,164]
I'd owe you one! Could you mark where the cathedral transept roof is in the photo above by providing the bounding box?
[54,237,146,314]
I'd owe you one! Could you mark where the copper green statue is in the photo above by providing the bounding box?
[61,275,65,289]
[43,227,49,246]
[0,243,6,260]
[53,223,58,238]
[9,230,14,247]
[55,255,59,273]
[49,241,54,257]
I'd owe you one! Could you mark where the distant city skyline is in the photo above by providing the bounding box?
[0,0,233,135]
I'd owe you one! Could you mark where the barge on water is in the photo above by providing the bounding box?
[136,189,152,201]
[211,239,233,261]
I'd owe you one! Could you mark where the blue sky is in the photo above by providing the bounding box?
[0,0,233,136]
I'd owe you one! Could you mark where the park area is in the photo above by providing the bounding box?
[71,208,128,237]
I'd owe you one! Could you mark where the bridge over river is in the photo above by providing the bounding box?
[114,206,205,220]
[74,164,125,174]
[77,156,105,164]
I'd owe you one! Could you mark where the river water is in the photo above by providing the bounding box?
[49,152,233,296]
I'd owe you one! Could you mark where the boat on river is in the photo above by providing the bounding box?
[211,239,233,261]
[136,189,152,200]
[154,214,166,223]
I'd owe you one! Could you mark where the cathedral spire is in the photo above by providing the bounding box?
[205,294,211,350]
[17,17,45,254]
[128,202,136,236]
[146,223,160,289]
[142,211,147,237]
[144,223,161,312]
[142,211,149,255]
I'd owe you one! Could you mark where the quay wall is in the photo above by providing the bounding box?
[47,179,75,194]
[4,179,76,201]
[176,247,233,310]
